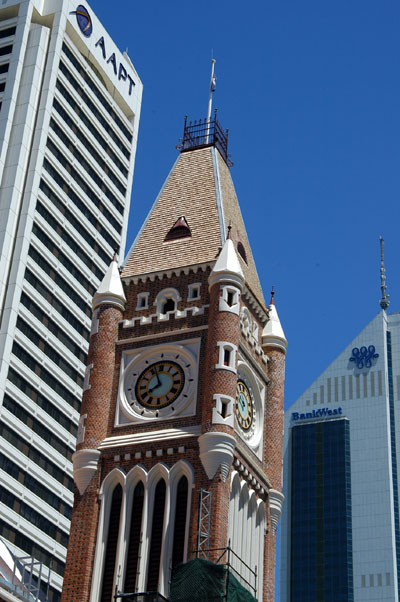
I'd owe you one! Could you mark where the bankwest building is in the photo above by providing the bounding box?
[280,293,400,601]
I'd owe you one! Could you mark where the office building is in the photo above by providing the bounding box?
[61,115,286,602]
[0,2,142,600]
[280,248,400,601]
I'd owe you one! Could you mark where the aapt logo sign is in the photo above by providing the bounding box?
[70,5,92,37]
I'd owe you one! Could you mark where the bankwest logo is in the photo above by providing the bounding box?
[291,407,343,421]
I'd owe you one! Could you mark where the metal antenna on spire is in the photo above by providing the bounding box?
[206,58,216,144]
[379,236,390,311]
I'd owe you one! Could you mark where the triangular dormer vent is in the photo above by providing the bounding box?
[164,216,192,242]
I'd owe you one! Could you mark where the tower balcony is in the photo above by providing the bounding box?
[178,111,233,166]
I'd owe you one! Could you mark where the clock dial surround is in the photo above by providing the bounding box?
[120,341,199,423]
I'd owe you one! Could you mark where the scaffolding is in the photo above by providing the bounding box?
[0,542,51,602]
[197,488,212,560]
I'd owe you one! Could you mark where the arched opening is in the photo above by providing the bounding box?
[124,481,144,594]
[172,476,188,568]
[147,479,166,591]
[101,484,122,602]
[162,298,175,314]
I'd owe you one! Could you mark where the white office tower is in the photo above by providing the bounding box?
[280,243,400,602]
[0,2,142,601]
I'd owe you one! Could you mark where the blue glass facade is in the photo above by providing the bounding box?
[290,419,353,601]
[386,331,400,589]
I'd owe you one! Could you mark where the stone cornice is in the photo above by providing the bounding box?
[98,425,202,449]
[121,262,214,286]
[116,324,209,345]
[121,261,268,325]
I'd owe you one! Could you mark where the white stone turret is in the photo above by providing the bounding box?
[262,293,287,352]
[208,237,245,290]
[92,258,126,311]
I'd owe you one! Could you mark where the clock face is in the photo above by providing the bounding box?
[121,343,198,422]
[135,360,185,409]
[236,379,255,432]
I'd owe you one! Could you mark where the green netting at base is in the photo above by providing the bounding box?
[169,558,257,602]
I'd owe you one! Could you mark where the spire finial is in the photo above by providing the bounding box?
[379,237,390,311]
[270,286,275,305]
[227,223,232,240]
[205,58,216,144]
[113,247,118,262]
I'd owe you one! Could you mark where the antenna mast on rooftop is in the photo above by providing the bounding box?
[379,236,390,311]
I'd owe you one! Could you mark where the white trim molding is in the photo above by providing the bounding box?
[212,394,235,427]
[215,341,237,373]
[268,489,285,535]
[72,448,101,495]
[219,284,240,315]
[198,431,236,481]
[90,461,194,601]
[228,472,266,601]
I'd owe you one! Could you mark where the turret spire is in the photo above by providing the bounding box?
[379,236,390,311]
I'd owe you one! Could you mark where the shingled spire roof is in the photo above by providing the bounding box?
[122,139,265,307]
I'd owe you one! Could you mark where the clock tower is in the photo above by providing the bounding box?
[61,116,287,602]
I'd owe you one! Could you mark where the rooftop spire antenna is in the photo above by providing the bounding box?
[379,236,390,311]
[206,57,216,144]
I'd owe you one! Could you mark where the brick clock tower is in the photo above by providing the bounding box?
[61,116,287,602]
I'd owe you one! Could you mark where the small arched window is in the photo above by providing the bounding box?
[162,298,175,314]
[101,484,122,602]
[154,288,181,317]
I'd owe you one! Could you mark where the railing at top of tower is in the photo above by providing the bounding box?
[177,111,233,167]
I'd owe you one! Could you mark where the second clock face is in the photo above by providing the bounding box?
[236,379,254,431]
[135,360,185,408]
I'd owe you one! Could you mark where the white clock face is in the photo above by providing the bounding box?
[235,361,264,451]
[235,375,257,441]
[236,379,255,431]
[120,343,198,422]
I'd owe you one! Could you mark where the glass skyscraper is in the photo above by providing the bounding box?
[290,419,353,601]
[281,302,400,601]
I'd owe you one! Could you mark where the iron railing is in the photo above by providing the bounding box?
[114,592,168,602]
[178,111,232,166]
[192,543,257,598]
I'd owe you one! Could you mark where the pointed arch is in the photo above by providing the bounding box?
[101,483,123,602]
[91,461,195,600]
[169,460,194,571]
[256,500,266,600]
[90,469,126,602]
[228,472,241,575]
[122,465,148,594]
[147,478,167,591]
[246,490,257,590]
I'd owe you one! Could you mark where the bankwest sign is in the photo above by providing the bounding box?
[291,407,343,422]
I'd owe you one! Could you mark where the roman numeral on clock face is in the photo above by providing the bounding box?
[134,359,185,410]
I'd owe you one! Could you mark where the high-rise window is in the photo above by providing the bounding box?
[290,419,353,602]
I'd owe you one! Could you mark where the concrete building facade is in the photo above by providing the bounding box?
[0,2,142,600]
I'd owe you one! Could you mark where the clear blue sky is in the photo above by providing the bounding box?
[93,1,400,598]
